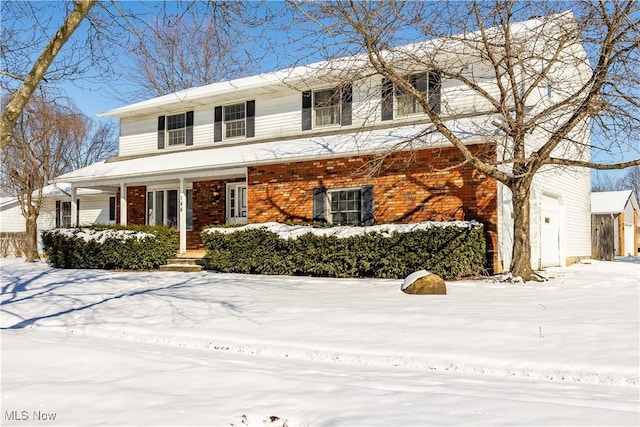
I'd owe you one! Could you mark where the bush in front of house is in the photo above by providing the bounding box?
[201,222,486,279]
[42,225,177,270]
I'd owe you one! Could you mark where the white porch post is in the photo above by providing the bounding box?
[70,186,78,227]
[179,178,187,254]
[120,182,127,225]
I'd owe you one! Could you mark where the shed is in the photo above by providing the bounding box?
[591,190,639,259]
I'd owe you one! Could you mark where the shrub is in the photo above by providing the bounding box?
[42,225,177,270]
[201,222,486,280]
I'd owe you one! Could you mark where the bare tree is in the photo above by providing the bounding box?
[594,166,640,202]
[620,166,640,203]
[0,0,98,150]
[113,2,247,98]
[288,0,640,280]
[1,92,117,261]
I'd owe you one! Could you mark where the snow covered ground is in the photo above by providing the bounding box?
[1,257,639,426]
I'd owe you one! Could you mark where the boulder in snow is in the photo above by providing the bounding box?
[402,270,446,295]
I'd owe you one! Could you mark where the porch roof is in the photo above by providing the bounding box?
[52,118,490,188]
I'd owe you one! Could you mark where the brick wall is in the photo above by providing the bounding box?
[127,186,147,225]
[188,180,227,249]
[248,144,498,270]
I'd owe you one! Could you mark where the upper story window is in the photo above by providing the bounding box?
[302,84,352,131]
[381,71,441,121]
[157,111,193,150]
[167,113,186,146]
[314,89,341,127]
[224,103,246,138]
[214,100,255,142]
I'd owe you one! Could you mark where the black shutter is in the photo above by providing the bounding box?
[185,111,194,146]
[302,91,312,131]
[157,116,165,149]
[109,197,116,221]
[428,70,441,114]
[361,185,375,225]
[55,200,61,228]
[312,188,327,222]
[381,78,394,121]
[214,106,222,142]
[246,100,255,138]
[341,84,352,126]
[76,199,80,226]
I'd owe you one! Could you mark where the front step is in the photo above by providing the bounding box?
[160,257,206,272]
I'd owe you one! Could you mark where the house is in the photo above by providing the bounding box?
[0,184,116,255]
[591,190,639,258]
[51,14,592,273]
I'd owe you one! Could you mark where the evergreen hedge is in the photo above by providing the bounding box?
[201,223,486,279]
[42,225,177,270]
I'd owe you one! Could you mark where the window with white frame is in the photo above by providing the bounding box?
[381,71,441,121]
[329,188,362,225]
[224,103,246,138]
[166,113,186,146]
[314,88,341,127]
[214,101,255,142]
[302,85,352,131]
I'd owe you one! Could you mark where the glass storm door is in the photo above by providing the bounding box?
[227,183,247,224]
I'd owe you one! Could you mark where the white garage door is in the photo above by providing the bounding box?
[541,195,561,268]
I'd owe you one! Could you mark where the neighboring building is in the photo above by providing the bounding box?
[0,184,116,254]
[591,190,639,258]
[52,14,593,272]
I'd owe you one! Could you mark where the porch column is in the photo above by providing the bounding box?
[179,178,187,254]
[70,186,78,227]
[120,182,127,225]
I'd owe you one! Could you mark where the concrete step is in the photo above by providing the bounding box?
[159,263,204,273]
[165,257,207,266]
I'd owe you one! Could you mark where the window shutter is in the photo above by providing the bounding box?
[428,71,441,114]
[302,91,312,131]
[341,84,352,126]
[157,116,165,149]
[185,111,194,146]
[312,187,327,222]
[76,199,80,226]
[214,106,222,142]
[109,197,116,221]
[55,200,61,228]
[361,185,375,225]
[246,100,255,138]
[381,78,394,121]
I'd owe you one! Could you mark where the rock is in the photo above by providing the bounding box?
[402,270,447,295]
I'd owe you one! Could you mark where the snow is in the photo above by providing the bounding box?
[401,269,430,291]
[204,221,481,239]
[591,190,637,214]
[1,257,639,426]
[45,228,154,243]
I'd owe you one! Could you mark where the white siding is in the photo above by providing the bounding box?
[0,200,25,232]
[117,71,504,158]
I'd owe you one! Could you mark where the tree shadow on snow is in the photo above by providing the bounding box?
[1,270,243,330]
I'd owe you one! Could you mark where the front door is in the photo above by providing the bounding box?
[227,183,247,225]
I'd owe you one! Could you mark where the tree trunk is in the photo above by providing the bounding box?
[509,180,535,280]
[24,215,40,262]
[0,0,97,150]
